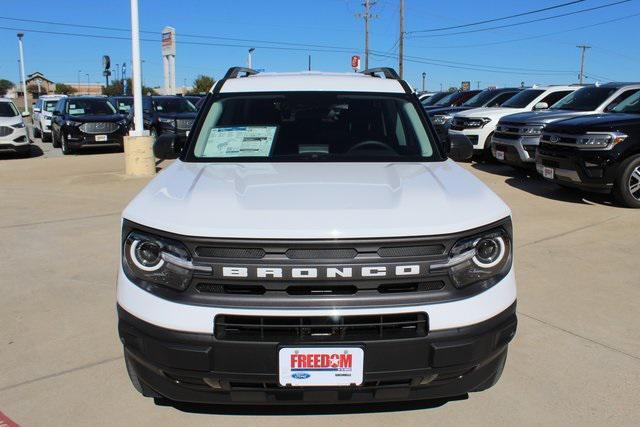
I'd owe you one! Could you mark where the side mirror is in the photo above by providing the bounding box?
[154,133,184,160]
[533,102,549,110]
[33,107,41,113]
[446,137,473,162]
[21,111,30,117]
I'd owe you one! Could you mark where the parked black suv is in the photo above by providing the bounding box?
[428,88,521,143]
[423,90,482,111]
[536,90,640,207]
[51,96,131,155]
[142,96,197,138]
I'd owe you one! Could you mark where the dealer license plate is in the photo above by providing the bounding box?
[543,166,554,179]
[495,150,505,160]
[95,135,107,142]
[279,347,364,387]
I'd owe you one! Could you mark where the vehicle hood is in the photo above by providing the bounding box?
[0,116,22,126]
[123,161,510,239]
[68,114,125,122]
[427,106,471,117]
[545,113,640,133]
[499,109,594,125]
[154,112,197,120]
[455,107,526,119]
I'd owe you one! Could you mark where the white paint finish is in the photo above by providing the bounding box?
[0,102,28,145]
[117,266,517,333]
[123,160,510,239]
[450,86,580,150]
[220,72,405,94]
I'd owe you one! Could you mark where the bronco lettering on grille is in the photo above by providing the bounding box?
[218,264,425,280]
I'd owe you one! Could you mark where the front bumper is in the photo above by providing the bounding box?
[119,302,516,405]
[66,132,125,148]
[449,128,492,151]
[0,129,30,153]
[536,145,617,193]
[491,136,540,167]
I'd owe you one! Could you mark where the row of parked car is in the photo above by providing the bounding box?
[421,83,640,208]
[26,95,203,154]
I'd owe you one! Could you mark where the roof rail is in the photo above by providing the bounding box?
[223,67,259,80]
[361,67,400,80]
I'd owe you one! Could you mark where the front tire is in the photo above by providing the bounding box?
[33,126,41,138]
[61,134,75,155]
[42,131,51,142]
[52,129,60,148]
[613,154,640,208]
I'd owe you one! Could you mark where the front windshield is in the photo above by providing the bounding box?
[67,99,116,116]
[551,87,617,111]
[434,92,460,106]
[501,89,544,108]
[190,93,437,162]
[462,90,501,107]
[421,92,448,106]
[610,91,640,114]
[44,100,58,112]
[154,98,196,113]
[0,102,19,117]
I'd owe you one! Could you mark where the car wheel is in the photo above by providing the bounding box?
[52,130,60,148]
[613,154,640,208]
[61,134,74,155]
[150,127,158,140]
[33,126,41,138]
[42,131,51,142]
[482,133,495,162]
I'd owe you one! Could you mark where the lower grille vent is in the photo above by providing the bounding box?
[214,313,428,341]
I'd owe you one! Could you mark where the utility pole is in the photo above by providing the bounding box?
[16,33,28,114]
[577,44,591,84]
[357,0,376,69]
[247,48,255,69]
[477,81,481,89]
[421,72,426,91]
[308,54,311,71]
[399,0,404,78]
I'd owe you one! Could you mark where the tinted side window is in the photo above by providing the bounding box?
[56,99,65,114]
[540,91,572,107]
[605,89,640,112]
[487,92,517,107]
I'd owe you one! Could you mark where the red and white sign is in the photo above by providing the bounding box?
[351,55,361,71]
[279,347,364,386]
[0,410,20,427]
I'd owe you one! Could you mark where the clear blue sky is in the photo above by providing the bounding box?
[0,0,638,91]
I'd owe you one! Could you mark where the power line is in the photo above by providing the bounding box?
[411,0,587,33]
[409,0,632,37]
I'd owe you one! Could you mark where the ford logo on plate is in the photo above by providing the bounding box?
[292,372,310,380]
[550,135,560,143]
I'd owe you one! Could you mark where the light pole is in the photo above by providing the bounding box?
[115,63,120,81]
[130,0,144,136]
[85,73,90,93]
[421,72,426,92]
[247,48,255,69]
[77,70,82,93]
[16,33,28,114]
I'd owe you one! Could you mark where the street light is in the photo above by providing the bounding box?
[421,72,426,92]
[77,70,82,93]
[85,73,90,94]
[247,48,255,69]
[16,33,28,115]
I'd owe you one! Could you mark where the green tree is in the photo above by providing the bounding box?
[0,79,14,96]
[55,83,77,95]
[102,78,157,96]
[188,75,215,94]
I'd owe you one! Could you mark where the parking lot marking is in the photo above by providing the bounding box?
[0,411,19,427]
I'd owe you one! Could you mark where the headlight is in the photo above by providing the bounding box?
[65,120,83,127]
[158,117,174,124]
[576,132,627,149]
[433,114,453,125]
[520,124,544,135]
[431,227,512,288]
[123,230,211,291]
[466,117,491,128]
[11,122,25,129]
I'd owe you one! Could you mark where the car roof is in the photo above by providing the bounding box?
[0,98,15,103]
[39,94,67,99]
[596,82,640,88]
[219,71,406,94]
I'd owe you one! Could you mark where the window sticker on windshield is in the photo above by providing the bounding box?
[203,126,277,157]
[68,106,85,115]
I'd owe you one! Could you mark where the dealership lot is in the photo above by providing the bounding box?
[0,153,638,426]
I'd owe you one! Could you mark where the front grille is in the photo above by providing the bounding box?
[197,281,445,296]
[176,118,194,130]
[540,133,577,145]
[79,122,119,134]
[214,313,428,342]
[0,126,13,137]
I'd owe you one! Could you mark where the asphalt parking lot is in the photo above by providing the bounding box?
[0,149,638,426]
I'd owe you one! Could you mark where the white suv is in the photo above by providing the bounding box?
[448,85,579,157]
[33,94,66,142]
[0,98,30,156]
[118,67,517,406]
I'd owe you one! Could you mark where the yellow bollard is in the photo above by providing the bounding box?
[124,135,156,177]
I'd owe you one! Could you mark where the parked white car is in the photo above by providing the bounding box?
[0,98,30,156]
[33,94,67,142]
[448,85,579,157]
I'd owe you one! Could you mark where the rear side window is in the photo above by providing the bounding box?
[0,102,19,117]
[605,89,640,112]
[487,92,517,107]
